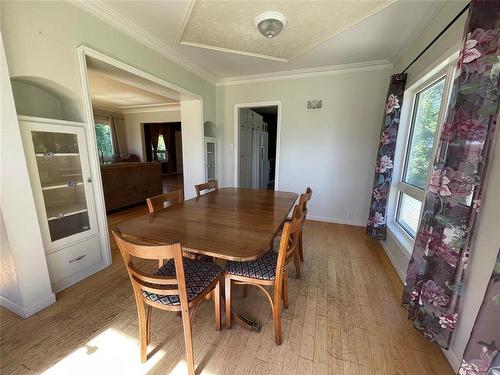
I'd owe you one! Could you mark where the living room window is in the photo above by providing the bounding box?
[95,123,114,161]
[156,134,167,161]
[392,62,455,241]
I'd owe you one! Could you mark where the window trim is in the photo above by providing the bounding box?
[387,59,457,251]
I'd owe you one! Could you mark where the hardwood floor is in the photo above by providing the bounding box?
[0,204,453,375]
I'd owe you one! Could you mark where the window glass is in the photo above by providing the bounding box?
[396,193,422,237]
[403,78,445,189]
[95,124,114,159]
[157,135,167,161]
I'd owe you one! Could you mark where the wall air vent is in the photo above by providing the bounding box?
[306,99,323,111]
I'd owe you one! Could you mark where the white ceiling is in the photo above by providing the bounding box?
[86,57,179,110]
[178,0,393,62]
[82,0,446,81]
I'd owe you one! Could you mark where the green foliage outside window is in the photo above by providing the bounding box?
[95,123,114,158]
[404,79,445,189]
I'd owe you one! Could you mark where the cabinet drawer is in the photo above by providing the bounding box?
[46,236,101,283]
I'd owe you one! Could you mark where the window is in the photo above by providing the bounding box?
[95,123,114,161]
[393,65,454,239]
[156,135,167,161]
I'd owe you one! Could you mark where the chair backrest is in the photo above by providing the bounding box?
[275,204,307,286]
[195,180,218,197]
[112,229,189,308]
[146,189,184,213]
[299,187,312,213]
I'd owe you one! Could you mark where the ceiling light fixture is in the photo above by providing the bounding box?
[254,11,287,39]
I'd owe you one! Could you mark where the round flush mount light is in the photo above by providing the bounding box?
[254,11,287,39]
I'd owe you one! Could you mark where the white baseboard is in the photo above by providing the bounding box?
[0,293,55,318]
[307,215,365,227]
[442,347,461,372]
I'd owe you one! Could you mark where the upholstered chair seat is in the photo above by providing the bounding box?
[225,250,278,281]
[142,258,222,306]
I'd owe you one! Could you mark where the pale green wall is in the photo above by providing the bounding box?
[0,0,216,122]
[216,66,392,224]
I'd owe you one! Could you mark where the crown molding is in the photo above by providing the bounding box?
[216,60,393,86]
[69,0,218,86]
[119,103,180,114]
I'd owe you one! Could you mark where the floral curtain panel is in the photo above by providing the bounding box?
[366,73,407,240]
[458,250,500,375]
[402,0,499,349]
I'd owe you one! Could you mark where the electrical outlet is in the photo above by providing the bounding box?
[229,143,234,151]
[346,209,352,218]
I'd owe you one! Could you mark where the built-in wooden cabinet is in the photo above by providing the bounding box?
[19,116,104,292]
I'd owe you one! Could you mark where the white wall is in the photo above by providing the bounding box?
[180,100,205,199]
[380,1,500,371]
[0,35,55,317]
[122,110,181,161]
[0,0,215,317]
[216,66,392,225]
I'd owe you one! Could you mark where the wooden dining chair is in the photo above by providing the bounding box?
[112,229,223,375]
[195,180,218,197]
[298,187,313,262]
[146,189,184,213]
[224,203,306,345]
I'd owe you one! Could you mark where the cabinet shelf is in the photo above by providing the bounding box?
[46,203,88,221]
[35,153,80,157]
[42,182,84,191]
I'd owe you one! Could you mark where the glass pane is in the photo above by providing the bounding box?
[31,130,90,242]
[95,124,114,158]
[206,142,215,180]
[157,135,167,161]
[403,78,445,189]
[396,193,422,237]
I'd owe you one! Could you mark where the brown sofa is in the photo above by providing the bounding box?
[100,162,162,211]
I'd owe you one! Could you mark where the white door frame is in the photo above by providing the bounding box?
[77,45,205,266]
[233,101,282,190]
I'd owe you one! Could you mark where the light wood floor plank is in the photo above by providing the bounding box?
[0,205,454,375]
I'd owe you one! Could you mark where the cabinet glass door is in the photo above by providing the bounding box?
[206,140,216,181]
[31,130,91,242]
[21,120,98,251]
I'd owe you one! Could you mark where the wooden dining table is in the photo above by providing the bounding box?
[116,187,298,331]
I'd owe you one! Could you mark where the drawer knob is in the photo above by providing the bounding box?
[69,254,86,263]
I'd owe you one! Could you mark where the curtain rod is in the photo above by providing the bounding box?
[399,3,471,75]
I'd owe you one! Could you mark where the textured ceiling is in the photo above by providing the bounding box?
[91,0,448,79]
[87,67,177,110]
[178,0,394,61]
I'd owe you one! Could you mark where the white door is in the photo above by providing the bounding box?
[20,119,99,253]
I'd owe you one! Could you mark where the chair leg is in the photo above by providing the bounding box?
[181,308,195,375]
[225,277,232,329]
[299,230,304,262]
[273,290,282,345]
[282,272,289,310]
[214,281,221,331]
[136,301,148,363]
[293,250,301,279]
[242,284,248,298]
[146,305,152,345]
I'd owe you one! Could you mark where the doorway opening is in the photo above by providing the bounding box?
[78,46,205,268]
[235,103,280,190]
[143,122,184,192]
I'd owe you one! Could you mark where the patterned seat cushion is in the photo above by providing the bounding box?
[142,258,222,306]
[225,250,278,280]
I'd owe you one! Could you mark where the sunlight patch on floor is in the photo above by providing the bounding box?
[42,328,165,374]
